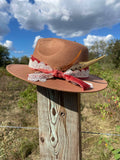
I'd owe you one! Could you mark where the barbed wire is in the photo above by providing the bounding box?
[0,125,120,137]
[0,125,38,130]
[82,131,120,137]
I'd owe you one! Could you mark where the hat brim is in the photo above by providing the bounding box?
[6,64,107,93]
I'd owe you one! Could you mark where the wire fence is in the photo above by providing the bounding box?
[0,125,120,137]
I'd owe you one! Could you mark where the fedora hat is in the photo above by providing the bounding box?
[6,38,107,93]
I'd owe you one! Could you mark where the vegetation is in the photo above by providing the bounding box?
[0,45,11,67]
[107,40,120,68]
[81,63,120,160]
[11,56,29,64]
[89,39,120,69]
[0,39,120,159]
[0,45,29,66]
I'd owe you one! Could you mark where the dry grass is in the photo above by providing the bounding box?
[0,74,39,160]
[81,91,120,160]
[0,69,120,160]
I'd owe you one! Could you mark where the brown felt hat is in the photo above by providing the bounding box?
[7,38,107,93]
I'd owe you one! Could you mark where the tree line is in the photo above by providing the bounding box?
[88,39,120,68]
[0,39,120,68]
[0,45,29,67]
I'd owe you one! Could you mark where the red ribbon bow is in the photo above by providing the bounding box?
[29,56,91,91]
[52,70,90,91]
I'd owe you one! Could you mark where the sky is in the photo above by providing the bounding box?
[0,0,120,58]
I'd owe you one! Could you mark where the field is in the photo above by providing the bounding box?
[0,64,120,160]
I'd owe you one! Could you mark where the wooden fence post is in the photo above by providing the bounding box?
[37,86,82,160]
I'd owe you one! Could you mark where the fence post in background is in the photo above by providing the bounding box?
[37,86,81,160]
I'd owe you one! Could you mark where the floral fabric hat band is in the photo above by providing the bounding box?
[28,55,93,91]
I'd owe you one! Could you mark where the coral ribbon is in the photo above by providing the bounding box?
[30,68,90,91]
[53,70,90,91]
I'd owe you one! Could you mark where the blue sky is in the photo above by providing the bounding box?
[0,0,120,58]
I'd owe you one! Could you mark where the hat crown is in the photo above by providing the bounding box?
[33,38,88,70]
[35,38,65,56]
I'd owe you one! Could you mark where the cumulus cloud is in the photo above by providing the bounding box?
[9,0,120,37]
[106,0,116,5]
[0,0,120,39]
[0,40,24,54]
[84,34,114,47]
[32,35,43,48]
[3,40,14,50]
[0,40,14,50]
[0,0,10,40]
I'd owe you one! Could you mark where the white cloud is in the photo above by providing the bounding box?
[106,0,116,5]
[0,0,11,40]
[0,0,9,11]
[0,40,14,50]
[84,34,114,47]
[0,0,120,39]
[14,50,24,54]
[9,0,120,37]
[0,40,24,54]
[32,35,43,48]
[104,34,114,42]
[3,40,14,50]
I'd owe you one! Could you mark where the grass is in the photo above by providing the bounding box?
[0,68,39,160]
[81,63,120,160]
[0,65,120,160]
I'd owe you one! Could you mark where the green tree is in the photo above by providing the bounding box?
[89,40,107,60]
[99,40,107,56]
[0,45,11,67]
[20,56,29,64]
[107,39,120,68]
[11,57,20,64]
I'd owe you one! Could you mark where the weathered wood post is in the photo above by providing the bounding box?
[37,86,82,160]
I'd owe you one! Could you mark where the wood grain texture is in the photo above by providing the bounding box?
[37,86,81,160]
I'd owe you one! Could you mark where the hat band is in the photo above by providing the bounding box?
[29,56,89,78]
[28,56,93,91]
